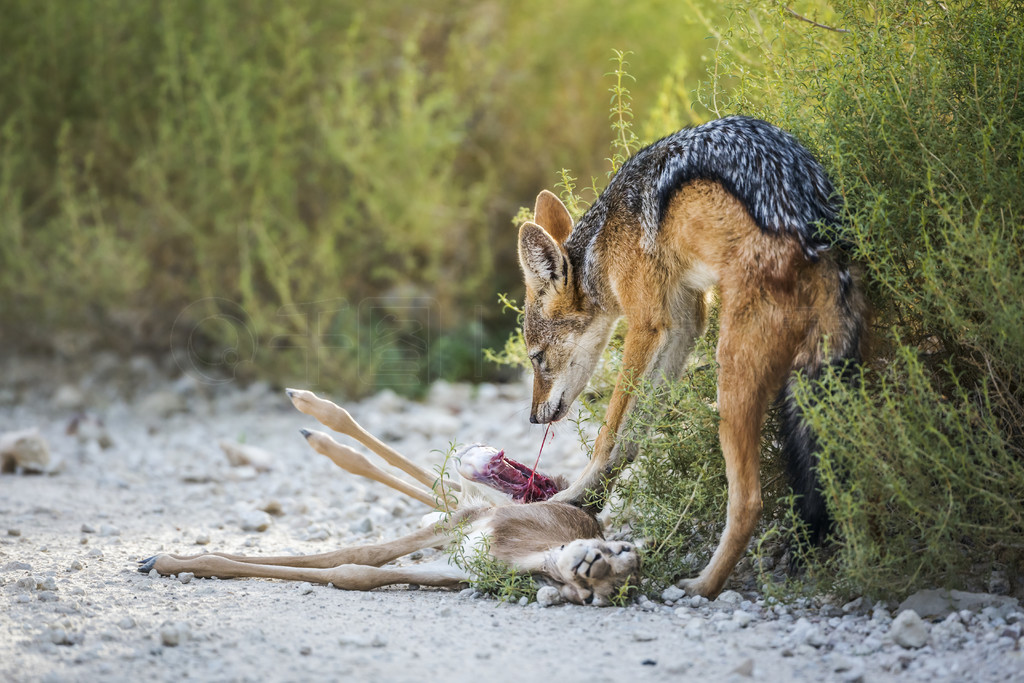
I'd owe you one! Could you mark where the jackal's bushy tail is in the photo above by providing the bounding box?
[778,268,866,544]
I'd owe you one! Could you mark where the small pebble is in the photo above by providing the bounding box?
[49,628,72,646]
[890,610,930,649]
[178,572,194,585]
[160,621,190,647]
[195,533,211,546]
[536,585,562,607]
[661,585,685,602]
[240,511,272,532]
[734,610,754,628]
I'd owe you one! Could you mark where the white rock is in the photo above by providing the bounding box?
[177,572,194,585]
[536,585,563,607]
[49,628,72,645]
[716,589,743,605]
[842,597,866,614]
[791,617,825,647]
[931,613,967,645]
[98,524,121,537]
[160,621,190,647]
[889,609,930,649]
[734,610,754,628]
[661,585,685,602]
[53,384,86,410]
[218,439,274,471]
[240,510,272,532]
[0,428,51,473]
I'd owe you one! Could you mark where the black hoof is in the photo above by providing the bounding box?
[299,428,312,439]
[137,556,158,574]
[285,388,296,398]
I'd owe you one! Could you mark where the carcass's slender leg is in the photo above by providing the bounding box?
[300,429,438,507]
[142,507,485,570]
[144,554,469,590]
[287,388,459,493]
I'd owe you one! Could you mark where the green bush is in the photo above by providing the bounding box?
[0,0,718,394]
[609,0,1024,598]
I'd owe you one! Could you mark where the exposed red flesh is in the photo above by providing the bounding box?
[476,450,561,503]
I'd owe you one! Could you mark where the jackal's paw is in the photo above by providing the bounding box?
[677,576,718,600]
[552,539,639,606]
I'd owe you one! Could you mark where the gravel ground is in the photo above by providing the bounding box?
[1,353,1022,682]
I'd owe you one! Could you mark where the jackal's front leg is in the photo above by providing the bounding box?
[553,320,699,510]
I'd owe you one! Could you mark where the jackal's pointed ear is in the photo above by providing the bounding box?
[533,190,574,245]
[518,221,570,293]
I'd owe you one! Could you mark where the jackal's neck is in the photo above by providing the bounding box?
[564,198,616,313]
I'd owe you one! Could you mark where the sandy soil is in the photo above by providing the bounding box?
[1,354,1021,682]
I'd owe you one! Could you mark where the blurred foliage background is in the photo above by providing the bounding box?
[0,0,714,393]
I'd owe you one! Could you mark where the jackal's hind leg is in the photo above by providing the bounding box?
[678,297,795,598]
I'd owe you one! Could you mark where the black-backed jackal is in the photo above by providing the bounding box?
[518,116,867,598]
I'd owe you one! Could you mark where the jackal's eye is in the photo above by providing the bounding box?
[529,350,545,369]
